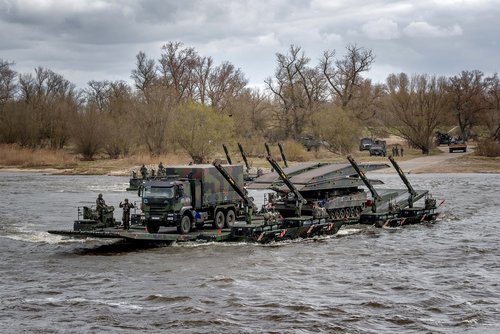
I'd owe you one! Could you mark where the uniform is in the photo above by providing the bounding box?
[119,199,135,230]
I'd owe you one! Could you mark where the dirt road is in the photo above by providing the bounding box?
[370,146,473,174]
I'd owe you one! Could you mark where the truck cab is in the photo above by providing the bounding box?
[140,179,194,234]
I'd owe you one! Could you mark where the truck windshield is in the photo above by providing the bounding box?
[144,186,175,198]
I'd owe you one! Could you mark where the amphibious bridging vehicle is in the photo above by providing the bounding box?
[48,154,439,245]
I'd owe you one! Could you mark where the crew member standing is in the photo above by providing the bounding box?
[96,193,107,222]
[119,198,135,230]
[140,164,147,179]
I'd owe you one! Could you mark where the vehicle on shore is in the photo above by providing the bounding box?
[359,137,374,151]
[369,143,387,156]
[436,131,453,145]
[448,139,467,153]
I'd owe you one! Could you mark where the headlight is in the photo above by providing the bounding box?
[144,199,149,204]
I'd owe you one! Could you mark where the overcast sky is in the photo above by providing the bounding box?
[1,0,499,90]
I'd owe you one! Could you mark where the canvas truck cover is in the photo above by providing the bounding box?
[163,164,245,206]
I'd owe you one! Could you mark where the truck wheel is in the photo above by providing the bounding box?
[177,215,191,234]
[146,221,160,233]
[225,209,236,227]
[213,210,225,229]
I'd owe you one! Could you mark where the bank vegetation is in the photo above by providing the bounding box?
[1,41,499,167]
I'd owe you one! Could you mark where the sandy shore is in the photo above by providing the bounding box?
[371,146,500,174]
[1,147,499,175]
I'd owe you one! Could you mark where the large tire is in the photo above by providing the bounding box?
[177,215,192,234]
[146,221,160,233]
[213,210,225,229]
[225,209,236,227]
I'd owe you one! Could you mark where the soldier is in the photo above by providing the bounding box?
[400,146,404,157]
[158,162,164,177]
[96,193,107,222]
[140,164,147,179]
[119,198,135,230]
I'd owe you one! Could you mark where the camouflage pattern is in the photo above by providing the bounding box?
[162,164,244,205]
[119,200,135,229]
[141,164,245,233]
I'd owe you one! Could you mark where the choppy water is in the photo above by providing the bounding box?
[1,172,499,333]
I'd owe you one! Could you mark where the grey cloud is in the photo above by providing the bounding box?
[1,0,499,89]
[362,19,400,40]
[403,22,462,38]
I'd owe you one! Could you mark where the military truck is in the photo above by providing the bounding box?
[139,164,245,234]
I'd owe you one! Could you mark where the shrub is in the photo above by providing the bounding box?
[280,140,310,162]
[475,139,500,157]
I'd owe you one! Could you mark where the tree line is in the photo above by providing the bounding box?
[1,41,499,161]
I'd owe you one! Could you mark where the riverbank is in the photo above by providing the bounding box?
[1,144,499,175]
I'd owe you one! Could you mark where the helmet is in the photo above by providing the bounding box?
[124,198,129,202]
[98,193,102,198]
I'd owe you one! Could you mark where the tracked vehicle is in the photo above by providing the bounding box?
[347,155,438,227]
[248,153,388,221]
[211,159,345,243]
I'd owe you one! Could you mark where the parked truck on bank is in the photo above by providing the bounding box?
[139,164,245,234]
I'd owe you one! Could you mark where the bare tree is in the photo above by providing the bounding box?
[483,73,500,141]
[320,44,375,116]
[386,73,448,154]
[0,59,17,105]
[207,61,248,113]
[72,106,105,160]
[131,51,157,97]
[158,41,200,102]
[265,45,325,139]
[86,80,111,112]
[346,78,385,121]
[133,86,178,156]
[447,70,488,140]
[17,67,78,148]
[84,80,136,158]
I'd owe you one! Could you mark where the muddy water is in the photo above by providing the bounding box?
[0,172,499,333]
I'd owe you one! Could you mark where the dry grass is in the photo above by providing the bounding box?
[2,143,499,175]
[0,144,77,169]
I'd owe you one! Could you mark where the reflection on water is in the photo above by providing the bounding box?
[0,172,500,333]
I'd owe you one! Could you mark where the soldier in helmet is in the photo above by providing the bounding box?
[158,162,165,177]
[140,164,147,179]
[96,193,107,222]
[119,198,135,230]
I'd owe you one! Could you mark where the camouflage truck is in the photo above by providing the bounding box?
[139,164,245,234]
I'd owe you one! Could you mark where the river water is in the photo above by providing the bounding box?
[0,172,499,333]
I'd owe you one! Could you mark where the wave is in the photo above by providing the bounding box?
[144,294,192,303]
[1,231,85,245]
[22,296,148,311]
